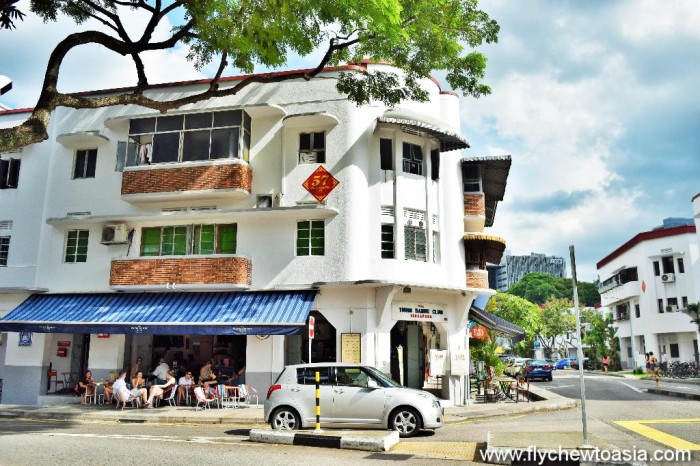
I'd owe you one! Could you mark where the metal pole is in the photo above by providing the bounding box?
[314,371,322,432]
[569,244,590,447]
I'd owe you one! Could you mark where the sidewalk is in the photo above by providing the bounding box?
[0,383,578,426]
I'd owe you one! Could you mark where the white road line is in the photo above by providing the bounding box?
[665,385,694,391]
[550,385,575,389]
[618,381,643,393]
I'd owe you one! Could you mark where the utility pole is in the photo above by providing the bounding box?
[570,244,591,447]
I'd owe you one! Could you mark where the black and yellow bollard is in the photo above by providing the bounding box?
[314,371,322,432]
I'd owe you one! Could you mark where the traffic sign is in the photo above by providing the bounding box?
[309,316,315,339]
[302,166,339,203]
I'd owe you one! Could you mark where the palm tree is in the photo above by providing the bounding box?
[684,303,700,332]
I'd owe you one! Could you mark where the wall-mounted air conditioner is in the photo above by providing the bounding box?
[665,305,678,312]
[101,224,129,244]
[661,273,675,283]
[256,193,281,208]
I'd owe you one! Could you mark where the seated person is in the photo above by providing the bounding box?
[113,370,148,406]
[145,371,176,408]
[177,371,196,405]
[131,371,148,391]
[217,357,235,382]
[230,363,245,386]
[103,371,118,403]
[199,360,217,389]
[74,370,95,403]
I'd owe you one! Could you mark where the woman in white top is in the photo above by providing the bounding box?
[145,371,176,408]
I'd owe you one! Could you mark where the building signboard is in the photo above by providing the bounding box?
[450,349,469,376]
[341,333,361,363]
[302,166,339,203]
[391,302,447,322]
[429,349,448,376]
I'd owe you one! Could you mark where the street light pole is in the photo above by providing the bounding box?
[569,244,591,447]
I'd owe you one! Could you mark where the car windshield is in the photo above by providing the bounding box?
[364,366,402,388]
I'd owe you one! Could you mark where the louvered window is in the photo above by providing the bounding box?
[381,224,395,259]
[0,236,9,266]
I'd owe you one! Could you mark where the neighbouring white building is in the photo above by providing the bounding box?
[0,62,513,406]
[597,217,700,369]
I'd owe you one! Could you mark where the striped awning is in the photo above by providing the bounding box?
[470,304,526,343]
[0,290,317,335]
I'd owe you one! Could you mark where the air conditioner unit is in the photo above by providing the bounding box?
[101,224,129,244]
[661,273,675,283]
[665,305,678,312]
[256,193,282,208]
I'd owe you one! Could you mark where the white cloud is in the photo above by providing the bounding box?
[618,0,700,42]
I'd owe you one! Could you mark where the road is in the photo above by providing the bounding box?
[0,372,697,465]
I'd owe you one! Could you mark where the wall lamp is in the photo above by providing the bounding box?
[403,286,411,294]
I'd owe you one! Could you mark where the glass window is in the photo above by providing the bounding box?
[653,261,660,276]
[405,225,427,261]
[297,220,325,256]
[299,132,326,164]
[210,128,239,159]
[670,343,679,358]
[217,224,237,254]
[151,133,180,163]
[658,299,664,313]
[297,367,331,385]
[214,110,242,128]
[380,138,393,171]
[462,163,480,192]
[141,228,161,256]
[661,256,674,274]
[160,226,188,255]
[129,118,156,135]
[677,257,685,273]
[157,115,184,132]
[73,149,97,179]
[682,296,688,308]
[381,224,394,259]
[65,230,89,263]
[430,149,440,181]
[0,158,20,189]
[185,113,213,130]
[635,303,640,318]
[193,224,215,254]
[402,142,423,175]
[0,236,9,266]
[141,224,237,256]
[182,130,211,161]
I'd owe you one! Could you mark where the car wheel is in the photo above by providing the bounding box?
[390,407,421,438]
[547,376,553,382]
[270,407,301,431]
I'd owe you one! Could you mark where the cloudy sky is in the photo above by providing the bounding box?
[1,0,699,282]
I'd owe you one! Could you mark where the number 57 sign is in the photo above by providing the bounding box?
[302,166,340,203]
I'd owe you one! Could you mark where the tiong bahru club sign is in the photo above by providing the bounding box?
[392,302,448,322]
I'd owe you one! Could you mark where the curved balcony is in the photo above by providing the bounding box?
[110,256,252,290]
[463,233,507,268]
[121,159,252,203]
[464,193,486,232]
[466,269,490,289]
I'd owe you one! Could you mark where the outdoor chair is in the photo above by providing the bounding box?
[115,388,141,410]
[48,370,65,393]
[514,376,530,402]
[156,385,177,407]
[193,386,219,410]
[240,384,259,406]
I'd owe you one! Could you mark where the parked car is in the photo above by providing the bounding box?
[504,357,531,376]
[264,363,443,438]
[520,359,553,381]
[545,358,558,370]
[571,357,591,370]
[556,358,577,369]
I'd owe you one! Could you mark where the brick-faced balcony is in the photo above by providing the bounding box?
[464,193,486,232]
[466,269,490,289]
[110,256,252,290]
[464,233,507,290]
[121,159,252,202]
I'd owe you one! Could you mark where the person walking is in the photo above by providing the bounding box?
[602,355,609,373]
[649,352,659,387]
[660,352,669,376]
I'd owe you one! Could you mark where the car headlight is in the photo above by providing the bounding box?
[432,400,440,408]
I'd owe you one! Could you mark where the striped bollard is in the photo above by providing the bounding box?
[314,371,322,432]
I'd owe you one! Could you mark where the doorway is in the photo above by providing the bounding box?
[390,321,426,389]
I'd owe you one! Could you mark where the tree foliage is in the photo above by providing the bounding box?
[486,291,541,357]
[507,273,600,307]
[0,0,499,151]
[0,0,25,29]
[537,297,576,358]
[581,309,618,370]
[683,302,700,333]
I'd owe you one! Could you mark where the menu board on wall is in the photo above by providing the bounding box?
[341,333,361,363]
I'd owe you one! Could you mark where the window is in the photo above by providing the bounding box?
[380,138,393,171]
[678,257,685,273]
[297,220,324,256]
[682,296,688,308]
[635,303,640,318]
[430,149,440,181]
[73,149,97,179]
[658,299,664,313]
[432,231,441,263]
[402,142,423,175]
[65,230,89,263]
[381,224,394,259]
[297,366,331,385]
[405,224,427,262]
[653,261,660,276]
[661,256,674,274]
[299,132,326,164]
[141,224,237,256]
[0,158,21,189]
[0,236,9,266]
[120,110,251,169]
[670,343,679,358]
[462,163,481,192]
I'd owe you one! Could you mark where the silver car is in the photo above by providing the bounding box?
[263,362,443,437]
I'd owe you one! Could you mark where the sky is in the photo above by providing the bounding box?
[1,0,699,282]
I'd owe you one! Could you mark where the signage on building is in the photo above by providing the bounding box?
[97,334,110,338]
[450,349,469,376]
[302,166,339,203]
[392,302,448,322]
[469,324,488,340]
[341,333,361,363]
[429,349,448,376]
[57,340,71,347]
[308,316,315,339]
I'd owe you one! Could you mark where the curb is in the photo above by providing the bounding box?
[249,428,399,452]
[647,388,700,400]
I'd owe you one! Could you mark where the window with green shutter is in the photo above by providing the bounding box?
[141,228,161,256]
[193,224,215,254]
[297,220,324,256]
[141,224,237,256]
[404,225,426,262]
[217,224,237,254]
[65,230,89,263]
[161,226,188,255]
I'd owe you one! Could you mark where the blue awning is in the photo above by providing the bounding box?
[0,290,317,335]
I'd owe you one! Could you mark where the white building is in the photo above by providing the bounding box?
[0,62,511,405]
[488,252,566,292]
[597,217,699,369]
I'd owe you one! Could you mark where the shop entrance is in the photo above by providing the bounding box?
[390,321,426,389]
[291,311,337,364]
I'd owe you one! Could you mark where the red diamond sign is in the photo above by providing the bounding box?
[302,166,339,203]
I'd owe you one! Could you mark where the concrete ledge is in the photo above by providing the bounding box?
[647,387,700,400]
[249,428,399,452]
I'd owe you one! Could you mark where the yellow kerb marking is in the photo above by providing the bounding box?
[615,419,700,451]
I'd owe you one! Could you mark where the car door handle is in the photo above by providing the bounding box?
[291,388,300,392]
[334,389,345,394]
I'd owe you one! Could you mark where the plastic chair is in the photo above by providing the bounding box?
[241,384,259,406]
[48,371,65,393]
[115,388,141,411]
[156,385,177,407]
[193,386,219,410]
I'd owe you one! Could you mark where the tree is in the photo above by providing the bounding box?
[581,309,617,370]
[486,291,541,357]
[0,0,499,151]
[683,302,700,333]
[507,273,600,307]
[537,298,576,358]
[0,0,25,29]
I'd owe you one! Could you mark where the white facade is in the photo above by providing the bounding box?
[597,219,700,369]
[0,63,509,405]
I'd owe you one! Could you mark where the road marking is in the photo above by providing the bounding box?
[392,441,482,461]
[549,385,575,389]
[614,419,700,450]
[617,381,643,393]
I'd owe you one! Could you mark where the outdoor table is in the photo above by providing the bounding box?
[220,385,240,408]
[494,376,517,401]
